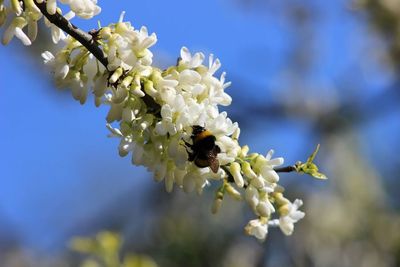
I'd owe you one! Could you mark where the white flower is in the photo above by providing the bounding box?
[69,71,89,104]
[41,50,70,80]
[256,199,275,217]
[207,54,221,75]
[2,17,31,46]
[93,72,108,97]
[118,136,134,157]
[59,0,101,18]
[167,135,187,169]
[245,185,259,209]
[241,161,257,180]
[253,150,284,183]
[45,0,57,15]
[106,124,123,138]
[230,162,244,188]
[135,26,157,54]
[41,51,55,65]
[106,21,156,71]
[245,219,269,240]
[179,47,205,69]
[279,199,305,235]
[249,175,265,189]
[182,167,210,194]
[216,136,241,165]
[155,95,189,136]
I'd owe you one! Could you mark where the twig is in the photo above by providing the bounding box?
[274,166,297,173]
[34,0,163,114]
[34,0,108,68]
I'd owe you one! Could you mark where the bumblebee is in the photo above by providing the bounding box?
[185,125,221,173]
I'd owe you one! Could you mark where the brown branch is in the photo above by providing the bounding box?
[34,0,108,68]
[274,166,297,173]
[34,0,163,115]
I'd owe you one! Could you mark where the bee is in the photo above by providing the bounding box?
[185,125,221,173]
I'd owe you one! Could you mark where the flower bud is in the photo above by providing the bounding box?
[27,19,38,43]
[144,80,157,97]
[256,200,275,217]
[121,75,133,89]
[173,168,186,187]
[109,67,123,84]
[241,161,257,180]
[250,175,265,189]
[230,162,244,188]
[93,73,108,97]
[24,0,41,15]
[11,0,22,15]
[46,0,57,15]
[278,204,290,216]
[94,97,102,107]
[211,198,223,214]
[274,192,290,206]
[183,173,195,193]
[2,17,31,46]
[245,185,259,209]
[154,160,167,182]
[165,166,175,193]
[229,124,239,138]
[225,183,242,200]
[112,86,128,103]
[122,107,135,122]
[261,168,279,183]
[239,145,249,157]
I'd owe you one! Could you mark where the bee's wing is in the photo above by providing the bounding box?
[207,149,220,173]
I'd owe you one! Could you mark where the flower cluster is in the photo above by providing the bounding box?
[37,14,306,240]
[0,3,321,241]
[0,0,100,46]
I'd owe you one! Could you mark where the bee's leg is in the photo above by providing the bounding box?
[183,141,192,148]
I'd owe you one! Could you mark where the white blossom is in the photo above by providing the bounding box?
[59,0,101,19]
[26,9,314,241]
[2,17,31,45]
[179,46,204,69]
[245,219,269,240]
[278,199,305,235]
[230,162,244,188]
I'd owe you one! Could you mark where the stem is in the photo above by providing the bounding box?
[33,0,108,68]
[274,165,297,173]
[34,0,162,114]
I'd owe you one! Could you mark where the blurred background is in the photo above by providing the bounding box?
[1,0,400,266]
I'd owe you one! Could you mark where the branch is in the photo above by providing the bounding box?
[34,0,108,68]
[34,0,163,114]
[274,166,297,173]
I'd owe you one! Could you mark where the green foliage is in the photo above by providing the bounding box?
[295,144,327,179]
[70,231,158,267]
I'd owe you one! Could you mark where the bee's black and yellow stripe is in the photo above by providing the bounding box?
[193,129,213,144]
[188,125,221,173]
